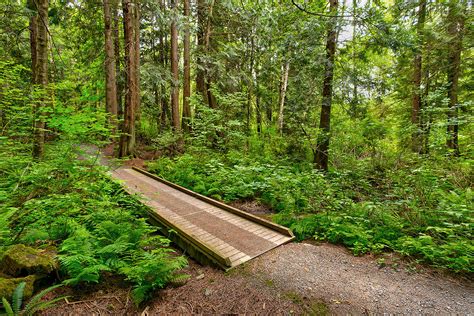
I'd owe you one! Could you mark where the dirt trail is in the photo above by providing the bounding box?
[250,242,473,314]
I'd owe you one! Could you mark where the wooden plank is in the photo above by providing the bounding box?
[229,252,247,263]
[131,167,294,237]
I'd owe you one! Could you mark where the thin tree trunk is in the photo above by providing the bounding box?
[411,0,426,153]
[104,0,118,129]
[119,0,136,157]
[277,61,289,135]
[246,33,255,136]
[255,55,262,135]
[350,0,358,117]
[421,67,431,155]
[182,0,191,131]
[133,0,140,122]
[28,0,38,84]
[32,0,49,159]
[196,0,208,105]
[446,0,465,156]
[170,0,180,132]
[196,0,216,108]
[315,0,338,171]
[159,0,168,131]
[112,0,122,120]
[204,0,216,109]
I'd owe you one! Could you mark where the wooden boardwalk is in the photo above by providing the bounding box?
[112,167,294,270]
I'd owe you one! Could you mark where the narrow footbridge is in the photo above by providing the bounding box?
[112,167,294,270]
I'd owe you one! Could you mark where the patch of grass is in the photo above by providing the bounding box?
[284,291,304,305]
[307,301,329,316]
[264,279,274,287]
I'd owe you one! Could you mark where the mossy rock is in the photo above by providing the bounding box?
[0,275,36,300]
[0,244,58,277]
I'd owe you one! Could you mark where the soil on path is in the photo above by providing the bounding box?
[250,242,473,315]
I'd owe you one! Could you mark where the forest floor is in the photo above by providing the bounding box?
[44,241,473,315]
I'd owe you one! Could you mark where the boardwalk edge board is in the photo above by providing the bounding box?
[146,208,233,270]
[131,166,295,238]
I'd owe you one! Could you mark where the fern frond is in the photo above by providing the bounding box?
[2,297,14,316]
[23,284,63,313]
[24,296,68,316]
[11,281,25,314]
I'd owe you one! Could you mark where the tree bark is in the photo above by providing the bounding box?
[446,0,465,156]
[350,0,358,117]
[133,0,140,122]
[196,0,216,108]
[204,0,216,109]
[277,61,290,135]
[159,0,169,131]
[32,0,49,159]
[28,0,38,84]
[315,0,338,171]
[411,0,426,153]
[182,0,191,131]
[255,55,261,135]
[170,0,180,132]
[119,0,136,157]
[112,0,123,120]
[196,0,208,105]
[104,0,118,128]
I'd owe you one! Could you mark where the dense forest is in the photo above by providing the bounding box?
[0,0,472,313]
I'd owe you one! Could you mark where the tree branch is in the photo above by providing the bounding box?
[291,0,352,18]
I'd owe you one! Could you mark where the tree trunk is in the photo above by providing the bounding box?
[133,0,140,122]
[204,0,216,109]
[182,0,191,131]
[119,0,136,157]
[32,0,49,159]
[411,0,426,153]
[170,0,180,132]
[446,0,465,156]
[277,61,289,135]
[421,66,431,155]
[112,0,123,120]
[255,56,261,135]
[28,0,38,84]
[196,0,208,105]
[350,0,358,117]
[159,0,169,131]
[315,0,338,171]
[104,0,118,128]
[196,0,216,108]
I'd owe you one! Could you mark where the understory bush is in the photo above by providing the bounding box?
[148,150,473,273]
[0,141,187,305]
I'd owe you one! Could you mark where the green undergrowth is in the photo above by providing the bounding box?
[148,150,473,273]
[0,141,187,305]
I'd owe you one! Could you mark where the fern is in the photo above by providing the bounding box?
[23,284,65,316]
[2,297,14,316]
[11,281,25,315]
[1,282,66,316]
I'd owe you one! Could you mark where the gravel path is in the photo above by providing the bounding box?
[249,242,474,314]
